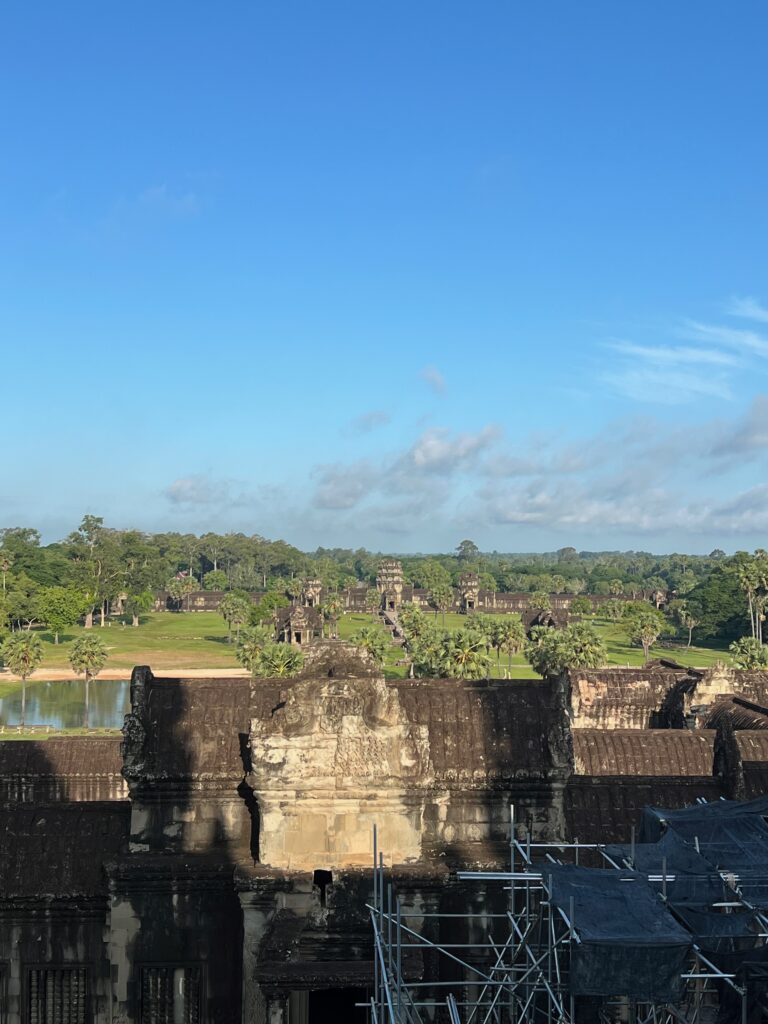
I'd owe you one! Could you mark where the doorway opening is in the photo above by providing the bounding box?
[308,987,368,1023]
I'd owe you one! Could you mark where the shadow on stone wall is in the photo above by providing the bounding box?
[114,666,247,1024]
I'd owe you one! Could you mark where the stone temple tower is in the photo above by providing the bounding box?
[459,571,480,613]
[300,578,323,608]
[376,559,404,612]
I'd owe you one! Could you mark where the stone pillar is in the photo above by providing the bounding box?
[240,888,280,1024]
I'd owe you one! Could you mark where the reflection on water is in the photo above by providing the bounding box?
[0,679,130,729]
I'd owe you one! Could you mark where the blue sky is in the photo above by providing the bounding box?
[2,2,768,552]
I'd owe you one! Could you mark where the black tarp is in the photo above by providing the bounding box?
[545,865,692,1001]
[638,799,768,910]
[640,796,768,843]
[674,907,761,951]
[604,830,729,907]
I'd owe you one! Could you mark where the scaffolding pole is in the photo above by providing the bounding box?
[369,805,753,1024]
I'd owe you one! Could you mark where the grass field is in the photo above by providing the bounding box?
[33,611,240,673]
[0,609,733,686]
[0,609,734,737]
[363,609,732,676]
[589,617,730,669]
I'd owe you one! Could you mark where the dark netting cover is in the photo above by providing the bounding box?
[661,815,768,906]
[664,814,768,868]
[640,796,768,843]
[545,865,691,1002]
[604,830,728,907]
[673,907,761,953]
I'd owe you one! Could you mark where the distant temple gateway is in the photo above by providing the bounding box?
[152,559,607,618]
[0,651,766,1022]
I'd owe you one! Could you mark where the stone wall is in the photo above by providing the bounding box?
[0,736,127,803]
[5,654,768,1022]
[246,648,571,872]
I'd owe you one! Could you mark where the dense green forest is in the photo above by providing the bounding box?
[0,516,760,648]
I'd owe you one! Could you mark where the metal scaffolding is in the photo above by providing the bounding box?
[368,810,765,1024]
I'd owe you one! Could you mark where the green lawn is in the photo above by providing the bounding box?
[336,612,411,678]
[0,609,734,739]
[33,611,240,672]
[4,609,732,682]
[391,610,731,676]
[589,617,730,669]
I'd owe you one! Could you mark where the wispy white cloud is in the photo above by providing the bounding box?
[420,365,446,395]
[313,461,377,509]
[680,320,768,358]
[727,296,768,323]
[165,475,222,505]
[601,364,733,403]
[600,303,768,404]
[398,425,500,474]
[102,184,201,234]
[342,409,391,436]
[135,184,200,218]
[607,340,740,368]
[311,425,501,511]
[303,396,768,543]
[711,396,768,458]
[163,473,257,508]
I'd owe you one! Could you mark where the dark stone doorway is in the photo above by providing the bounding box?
[308,987,368,1023]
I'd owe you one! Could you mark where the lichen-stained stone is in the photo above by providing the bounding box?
[247,642,572,869]
[248,669,432,868]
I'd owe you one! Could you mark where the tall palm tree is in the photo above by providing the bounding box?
[443,630,491,680]
[256,643,304,678]
[236,626,273,677]
[365,588,381,620]
[1,632,43,727]
[494,617,526,676]
[429,583,453,626]
[737,559,760,639]
[322,593,345,638]
[69,634,108,728]
[219,593,251,643]
[0,553,12,594]
[351,625,390,666]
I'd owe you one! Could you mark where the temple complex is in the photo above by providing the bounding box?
[1,650,768,1021]
[152,559,619,619]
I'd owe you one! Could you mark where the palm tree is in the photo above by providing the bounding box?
[524,623,605,677]
[399,603,427,639]
[494,617,526,676]
[672,601,700,648]
[69,634,108,728]
[236,626,273,677]
[443,629,491,680]
[1,631,43,727]
[254,642,304,678]
[626,609,665,664]
[429,583,453,626]
[0,553,12,594]
[167,574,197,613]
[322,593,345,638]
[219,593,251,643]
[736,559,759,639]
[604,599,625,622]
[351,626,389,666]
[730,636,768,669]
[561,622,606,669]
[365,587,381,620]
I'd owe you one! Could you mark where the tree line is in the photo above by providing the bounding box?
[0,517,760,651]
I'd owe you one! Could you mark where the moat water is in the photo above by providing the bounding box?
[0,679,130,729]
